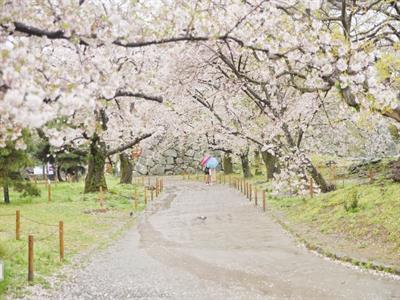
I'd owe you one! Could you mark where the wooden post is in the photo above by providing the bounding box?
[151,189,154,201]
[134,190,138,211]
[255,189,258,206]
[99,186,105,209]
[28,235,34,281]
[161,179,164,192]
[262,191,266,212]
[59,221,64,261]
[368,169,374,183]
[147,176,150,186]
[16,210,20,240]
[144,188,147,205]
[332,165,337,182]
[155,178,159,197]
[223,175,226,185]
[309,177,314,198]
[249,184,252,201]
[48,181,52,202]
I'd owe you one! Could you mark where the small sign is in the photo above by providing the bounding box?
[0,260,3,281]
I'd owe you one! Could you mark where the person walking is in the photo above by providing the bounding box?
[201,154,211,185]
[201,153,219,185]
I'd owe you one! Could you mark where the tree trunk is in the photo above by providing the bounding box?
[240,153,252,178]
[254,150,262,175]
[84,136,107,193]
[120,153,133,184]
[261,151,279,180]
[307,162,330,193]
[57,165,64,182]
[223,154,233,174]
[3,181,10,204]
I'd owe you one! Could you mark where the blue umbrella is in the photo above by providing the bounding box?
[206,157,219,169]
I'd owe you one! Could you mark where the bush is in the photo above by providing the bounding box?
[390,160,400,182]
[344,190,359,212]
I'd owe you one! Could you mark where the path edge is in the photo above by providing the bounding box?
[267,209,400,277]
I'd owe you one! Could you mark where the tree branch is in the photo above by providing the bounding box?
[107,132,152,156]
[11,22,89,45]
[107,91,163,103]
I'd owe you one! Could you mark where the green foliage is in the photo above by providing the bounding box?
[344,190,359,212]
[0,131,40,203]
[388,124,400,142]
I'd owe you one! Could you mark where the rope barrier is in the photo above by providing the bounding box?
[15,240,28,253]
[36,229,59,242]
[107,191,133,200]
[0,213,16,217]
[20,215,58,227]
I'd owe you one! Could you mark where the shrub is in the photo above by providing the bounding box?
[390,160,400,182]
[344,190,359,212]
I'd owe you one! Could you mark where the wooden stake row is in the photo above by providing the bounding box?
[25,220,64,282]
[233,178,267,212]
[131,177,164,210]
[27,176,167,282]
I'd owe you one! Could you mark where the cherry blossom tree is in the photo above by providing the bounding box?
[1,0,398,195]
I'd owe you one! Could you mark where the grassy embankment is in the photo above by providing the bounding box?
[221,156,400,272]
[0,176,147,298]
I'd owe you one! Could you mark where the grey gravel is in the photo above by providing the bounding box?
[22,179,400,300]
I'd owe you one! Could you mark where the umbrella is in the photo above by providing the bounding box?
[206,157,219,169]
[201,156,210,167]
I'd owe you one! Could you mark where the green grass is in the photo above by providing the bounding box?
[265,181,400,247]
[239,172,400,267]
[217,160,400,269]
[0,176,147,298]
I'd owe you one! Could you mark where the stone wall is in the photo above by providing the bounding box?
[134,144,206,175]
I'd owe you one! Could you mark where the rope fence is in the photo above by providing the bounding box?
[20,215,59,227]
[0,210,65,281]
[0,176,166,283]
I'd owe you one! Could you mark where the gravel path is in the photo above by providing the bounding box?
[24,179,400,299]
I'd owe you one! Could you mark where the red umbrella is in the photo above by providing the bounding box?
[201,156,210,167]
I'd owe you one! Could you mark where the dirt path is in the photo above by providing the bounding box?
[25,179,400,299]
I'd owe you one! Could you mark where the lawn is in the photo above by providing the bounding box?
[0,176,148,298]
